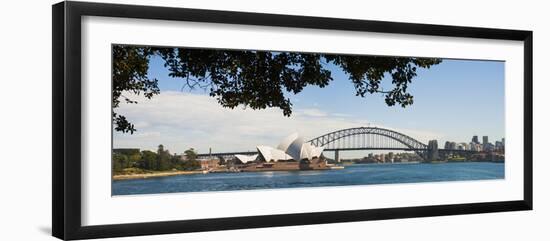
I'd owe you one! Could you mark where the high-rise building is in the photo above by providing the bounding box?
[482,136,489,145]
[449,142,457,150]
[484,143,495,152]
[444,141,451,149]
[470,142,482,152]
[470,142,477,151]
[495,140,506,152]
[472,135,479,144]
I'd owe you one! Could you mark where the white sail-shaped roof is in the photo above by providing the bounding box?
[300,142,313,160]
[272,148,292,161]
[257,145,292,162]
[286,136,305,161]
[257,146,274,161]
[255,133,324,162]
[277,133,299,151]
[311,146,324,159]
[235,154,258,163]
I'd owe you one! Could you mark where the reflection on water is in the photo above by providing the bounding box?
[260,171,275,177]
[112,162,504,196]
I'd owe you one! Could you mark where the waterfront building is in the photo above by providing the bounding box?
[238,133,324,163]
[449,142,457,150]
[444,141,461,150]
[469,142,477,151]
[483,143,495,152]
[483,136,489,145]
[470,143,482,152]
[368,153,374,159]
[200,159,219,170]
[444,141,451,149]
[495,141,504,151]
[459,142,470,150]
[472,135,479,144]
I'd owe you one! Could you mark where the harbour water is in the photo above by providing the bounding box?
[112,162,504,196]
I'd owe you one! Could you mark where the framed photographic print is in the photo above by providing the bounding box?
[52,1,533,240]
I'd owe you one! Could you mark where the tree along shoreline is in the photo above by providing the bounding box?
[112,146,202,178]
[113,169,204,181]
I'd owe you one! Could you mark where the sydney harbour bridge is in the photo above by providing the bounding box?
[197,127,475,161]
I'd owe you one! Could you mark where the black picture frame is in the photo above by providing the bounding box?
[52,1,533,240]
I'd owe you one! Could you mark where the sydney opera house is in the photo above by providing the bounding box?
[234,133,329,171]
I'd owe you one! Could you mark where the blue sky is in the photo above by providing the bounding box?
[114,53,504,155]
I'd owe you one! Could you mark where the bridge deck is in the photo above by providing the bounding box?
[196,127,479,159]
[197,148,476,157]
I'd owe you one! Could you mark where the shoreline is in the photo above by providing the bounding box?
[113,161,503,181]
[113,170,204,181]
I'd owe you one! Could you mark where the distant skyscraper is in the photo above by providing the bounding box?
[444,141,451,149]
[482,136,489,145]
[469,142,479,152]
[472,135,479,144]
[450,142,457,150]
[495,141,503,150]
[484,143,495,152]
[469,142,477,151]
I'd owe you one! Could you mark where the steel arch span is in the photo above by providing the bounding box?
[307,127,428,157]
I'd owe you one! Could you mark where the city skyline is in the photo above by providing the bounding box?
[113,53,505,155]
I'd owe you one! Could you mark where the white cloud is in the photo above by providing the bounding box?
[299,108,328,117]
[113,91,442,154]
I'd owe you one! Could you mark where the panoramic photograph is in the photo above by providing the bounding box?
[111,45,505,196]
